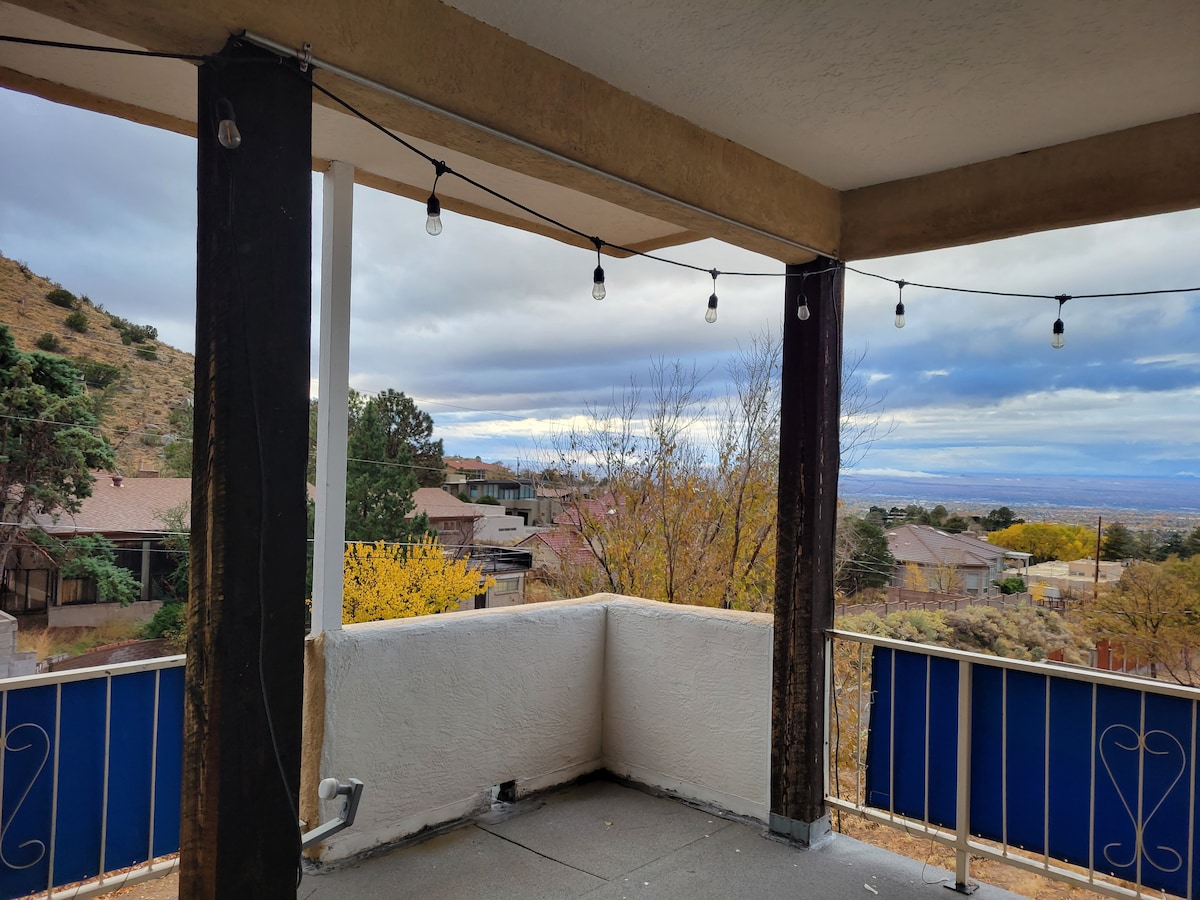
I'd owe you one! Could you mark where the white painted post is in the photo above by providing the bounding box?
[311,160,353,635]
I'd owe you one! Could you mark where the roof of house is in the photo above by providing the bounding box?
[885,524,1008,568]
[552,494,617,529]
[409,487,482,521]
[443,457,512,476]
[30,473,192,536]
[517,528,598,564]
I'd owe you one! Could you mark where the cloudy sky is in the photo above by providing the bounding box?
[1,87,1198,483]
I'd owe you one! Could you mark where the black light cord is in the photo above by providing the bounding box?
[4,31,1199,307]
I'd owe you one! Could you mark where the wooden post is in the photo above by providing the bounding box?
[770,258,842,845]
[182,41,312,898]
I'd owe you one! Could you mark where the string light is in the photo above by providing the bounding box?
[797,274,811,321]
[591,238,606,300]
[1052,295,1069,350]
[705,270,720,324]
[215,98,241,150]
[426,161,447,236]
[5,32,1199,345]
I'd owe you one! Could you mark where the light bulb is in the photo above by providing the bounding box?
[592,265,606,300]
[425,195,442,236]
[797,299,811,321]
[1052,318,1064,350]
[705,293,718,324]
[894,301,905,329]
[217,118,241,149]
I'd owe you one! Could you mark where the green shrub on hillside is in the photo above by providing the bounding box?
[109,314,158,345]
[142,601,187,646]
[47,287,78,308]
[77,359,121,388]
[135,345,158,361]
[64,310,88,332]
[36,332,61,352]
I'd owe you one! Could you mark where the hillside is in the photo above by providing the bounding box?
[0,253,194,475]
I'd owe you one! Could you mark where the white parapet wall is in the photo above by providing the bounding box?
[48,600,163,629]
[602,600,772,821]
[314,598,609,860]
[311,594,773,862]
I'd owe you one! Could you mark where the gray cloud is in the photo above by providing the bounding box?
[3,87,1199,479]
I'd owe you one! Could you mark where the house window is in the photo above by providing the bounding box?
[493,576,520,595]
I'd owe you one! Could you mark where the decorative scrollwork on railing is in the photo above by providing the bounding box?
[1099,723,1186,875]
[1,723,51,871]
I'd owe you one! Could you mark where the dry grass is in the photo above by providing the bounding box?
[15,617,145,660]
[0,253,194,474]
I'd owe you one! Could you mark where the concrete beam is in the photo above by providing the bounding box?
[842,115,1200,261]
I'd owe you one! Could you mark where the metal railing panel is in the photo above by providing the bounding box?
[0,657,185,899]
[828,631,1199,900]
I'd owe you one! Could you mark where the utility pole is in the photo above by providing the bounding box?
[1094,516,1103,594]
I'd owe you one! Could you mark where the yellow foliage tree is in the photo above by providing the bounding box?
[987,522,1092,563]
[342,535,495,624]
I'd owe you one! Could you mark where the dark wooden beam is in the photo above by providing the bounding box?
[770,258,842,845]
[182,41,312,898]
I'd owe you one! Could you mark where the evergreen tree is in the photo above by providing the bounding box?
[0,326,113,576]
[1101,522,1138,561]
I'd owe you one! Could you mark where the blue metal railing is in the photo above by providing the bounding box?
[828,631,1198,899]
[0,657,185,900]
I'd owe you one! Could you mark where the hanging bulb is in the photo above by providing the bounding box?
[1051,317,1065,349]
[425,195,442,236]
[591,238,606,300]
[215,98,241,149]
[797,298,811,321]
[1051,295,1068,350]
[705,293,718,324]
[893,280,906,328]
[425,161,447,236]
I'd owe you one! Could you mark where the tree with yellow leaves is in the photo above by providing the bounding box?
[342,535,495,624]
[987,522,1093,564]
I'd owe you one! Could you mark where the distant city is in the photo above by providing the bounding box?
[839,472,1200,524]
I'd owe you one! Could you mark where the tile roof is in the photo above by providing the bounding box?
[885,523,1007,568]
[518,528,598,564]
[444,457,512,475]
[408,487,482,521]
[30,473,192,536]
[552,494,617,528]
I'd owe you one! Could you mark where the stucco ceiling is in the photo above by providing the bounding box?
[0,0,1197,260]
[444,0,1200,191]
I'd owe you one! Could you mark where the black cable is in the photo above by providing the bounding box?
[0,33,209,61]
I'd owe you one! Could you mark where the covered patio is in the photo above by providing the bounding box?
[0,2,1197,898]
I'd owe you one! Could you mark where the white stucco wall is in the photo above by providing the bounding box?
[602,599,772,820]
[314,594,774,861]
[317,599,607,859]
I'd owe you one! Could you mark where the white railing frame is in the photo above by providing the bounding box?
[0,655,186,898]
[826,630,1198,900]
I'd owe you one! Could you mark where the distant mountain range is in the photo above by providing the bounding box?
[840,472,1200,517]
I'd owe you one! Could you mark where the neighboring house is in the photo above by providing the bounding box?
[460,545,535,610]
[443,456,513,482]
[448,478,565,526]
[408,487,483,549]
[468,503,537,544]
[518,529,600,575]
[5,472,192,627]
[886,523,1013,597]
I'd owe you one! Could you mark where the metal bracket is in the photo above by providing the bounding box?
[298,42,313,73]
[945,881,979,894]
[300,777,364,850]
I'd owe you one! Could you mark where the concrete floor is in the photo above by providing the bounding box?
[297,780,1026,900]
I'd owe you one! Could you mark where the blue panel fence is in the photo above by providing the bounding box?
[828,631,1199,899]
[0,657,185,900]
